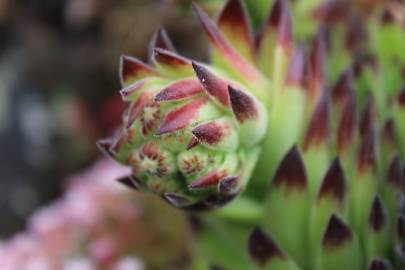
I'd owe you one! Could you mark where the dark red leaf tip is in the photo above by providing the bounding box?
[398,88,405,107]
[155,79,202,102]
[273,145,307,190]
[248,227,285,266]
[360,96,376,139]
[218,0,254,52]
[309,27,327,98]
[228,86,258,123]
[189,171,227,190]
[304,90,330,150]
[153,48,191,67]
[388,155,403,187]
[276,0,293,54]
[284,43,306,89]
[192,62,230,106]
[312,0,349,24]
[116,175,141,191]
[369,195,387,231]
[368,258,391,270]
[192,122,225,147]
[322,214,353,248]
[318,158,346,204]
[358,125,376,173]
[397,215,405,241]
[149,26,176,60]
[337,93,356,153]
[120,55,157,86]
[345,14,367,52]
[218,175,240,194]
[186,137,200,150]
[332,68,355,104]
[382,118,395,145]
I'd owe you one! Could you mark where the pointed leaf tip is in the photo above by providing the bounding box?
[318,158,346,204]
[192,122,226,147]
[164,192,192,208]
[192,62,229,106]
[388,155,403,187]
[368,258,392,270]
[322,214,352,248]
[358,125,376,172]
[116,175,142,191]
[337,93,356,153]
[273,146,307,189]
[228,86,259,122]
[148,27,176,60]
[248,227,285,266]
[309,28,327,97]
[276,0,293,54]
[284,44,306,89]
[189,171,226,190]
[218,175,240,194]
[119,55,157,86]
[304,90,330,150]
[398,88,405,107]
[153,48,191,67]
[155,79,202,102]
[96,139,115,159]
[369,196,387,231]
[332,68,354,104]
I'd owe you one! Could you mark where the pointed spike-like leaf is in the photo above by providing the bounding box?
[192,3,264,83]
[189,171,226,190]
[312,0,349,24]
[192,62,229,106]
[148,27,176,60]
[358,125,376,173]
[369,196,388,232]
[332,68,355,105]
[186,137,200,150]
[156,97,208,135]
[248,227,285,266]
[218,175,240,194]
[228,86,258,122]
[337,93,357,153]
[191,119,238,151]
[360,96,376,139]
[387,155,403,187]
[284,43,306,89]
[218,0,254,61]
[309,28,327,100]
[318,158,346,204]
[276,0,293,55]
[125,91,152,128]
[96,139,116,159]
[153,48,191,68]
[119,55,158,87]
[322,214,352,248]
[304,90,330,151]
[120,79,147,101]
[155,78,203,102]
[163,192,193,208]
[257,0,282,44]
[273,146,307,190]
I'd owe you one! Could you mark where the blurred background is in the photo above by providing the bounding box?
[0,0,218,237]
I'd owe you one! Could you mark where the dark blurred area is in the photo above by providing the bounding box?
[0,0,208,236]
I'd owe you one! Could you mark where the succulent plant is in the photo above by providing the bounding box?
[99,0,405,269]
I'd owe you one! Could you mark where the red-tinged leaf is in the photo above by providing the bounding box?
[387,155,403,187]
[186,137,200,150]
[312,0,349,24]
[228,86,259,122]
[163,192,193,208]
[284,43,306,89]
[304,90,330,150]
[398,88,405,107]
[322,214,353,248]
[276,0,293,55]
[337,93,357,153]
[369,195,387,232]
[257,0,282,45]
[318,158,346,204]
[218,0,254,61]
[368,258,392,270]
[248,227,285,266]
[218,175,240,194]
[345,14,367,52]
[273,146,307,190]
[189,170,227,190]
[148,27,176,60]
[119,55,158,87]
[192,122,226,147]
[192,3,263,82]
[153,48,191,68]
[156,97,208,135]
[155,78,203,102]
[332,68,354,105]
[125,92,152,128]
[382,119,395,146]
[309,28,327,100]
[120,79,147,100]
[192,62,229,106]
[360,96,376,139]
[358,125,376,173]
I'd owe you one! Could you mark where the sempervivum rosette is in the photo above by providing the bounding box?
[99,0,405,269]
[98,3,269,210]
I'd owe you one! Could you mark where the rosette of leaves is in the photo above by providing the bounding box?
[99,0,405,269]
